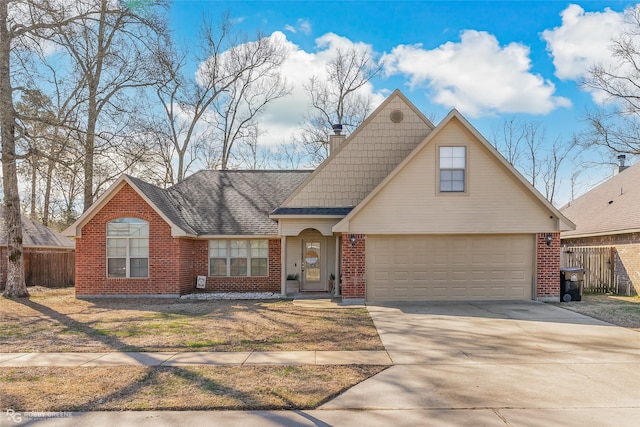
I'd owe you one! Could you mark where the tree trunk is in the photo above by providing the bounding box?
[0,1,28,297]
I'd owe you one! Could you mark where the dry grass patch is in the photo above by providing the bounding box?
[1,365,387,411]
[553,295,640,331]
[0,287,383,352]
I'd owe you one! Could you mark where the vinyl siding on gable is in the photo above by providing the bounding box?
[345,117,558,234]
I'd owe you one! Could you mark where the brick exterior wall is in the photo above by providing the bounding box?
[536,232,561,299]
[75,184,194,296]
[562,232,639,296]
[341,234,366,300]
[75,183,282,296]
[190,239,281,293]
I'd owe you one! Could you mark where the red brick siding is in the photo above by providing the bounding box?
[75,183,193,296]
[562,233,639,295]
[536,232,560,298]
[341,234,366,300]
[187,238,281,293]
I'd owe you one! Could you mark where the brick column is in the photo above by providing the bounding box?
[536,232,560,300]
[341,234,366,302]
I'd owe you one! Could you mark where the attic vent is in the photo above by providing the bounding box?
[390,109,404,123]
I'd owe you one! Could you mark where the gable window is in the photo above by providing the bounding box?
[107,218,149,278]
[439,146,466,192]
[209,239,268,277]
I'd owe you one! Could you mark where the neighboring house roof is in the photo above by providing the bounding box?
[561,162,640,238]
[64,170,312,238]
[0,206,75,249]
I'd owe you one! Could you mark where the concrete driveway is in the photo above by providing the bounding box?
[321,301,640,426]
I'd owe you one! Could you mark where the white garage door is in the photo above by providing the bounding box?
[367,235,534,302]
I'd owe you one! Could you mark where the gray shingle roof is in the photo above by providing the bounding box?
[0,206,75,248]
[130,170,312,236]
[561,163,640,237]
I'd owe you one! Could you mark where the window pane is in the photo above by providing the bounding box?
[209,240,227,257]
[440,179,453,192]
[130,258,148,277]
[440,146,453,158]
[451,146,466,158]
[210,258,227,276]
[251,240,268,258]
[130,238,149,257]
[129,222,149,237]
[230,258,247,276]
[230,240,247,258]
[107,239,126,257]
[107,223,130,236]
[108,258,126,278]
[251,258,267,276]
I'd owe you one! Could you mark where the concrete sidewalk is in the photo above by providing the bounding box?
[0,350,392,367]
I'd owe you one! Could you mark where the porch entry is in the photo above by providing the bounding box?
[302,239,323,291]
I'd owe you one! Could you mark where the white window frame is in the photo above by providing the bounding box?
[106,218,149,278]
[439,146,467,193]
[208,239,269,277]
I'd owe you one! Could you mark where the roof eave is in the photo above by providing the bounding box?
[561,228,640,239]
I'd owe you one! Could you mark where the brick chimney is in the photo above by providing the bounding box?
[329,124,345,153]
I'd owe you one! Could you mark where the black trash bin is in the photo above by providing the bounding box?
[560,267,584,302]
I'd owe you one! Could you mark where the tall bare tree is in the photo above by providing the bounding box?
[299,45,382,165]
[1,0,96,297]
[149,15,288,183]
[47,0,167,211]
[583,7,640,155]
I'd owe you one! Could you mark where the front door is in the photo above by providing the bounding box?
[302,240,323,291]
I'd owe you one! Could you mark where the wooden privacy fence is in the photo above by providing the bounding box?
[562,246,616,294]
[24,250,75,287]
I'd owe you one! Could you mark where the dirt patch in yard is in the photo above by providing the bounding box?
[1,365,387,411]
[552,295,640,332]
[0,287,383,352]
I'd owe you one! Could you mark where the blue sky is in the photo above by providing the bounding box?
[168,1,638,205]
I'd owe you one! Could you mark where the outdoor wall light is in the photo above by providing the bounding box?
[546,233,553,246]
[350,234,356,248]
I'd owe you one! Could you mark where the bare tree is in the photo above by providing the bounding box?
[1,0,98,297]
[150,14,288,183]
[46,0,167,211]
[492,118,577,205]
[583,7,640,155]
[299,45,382,165]
[491,118,525,166]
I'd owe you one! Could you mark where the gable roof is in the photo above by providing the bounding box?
[64,170,311,238]
[561,162,640,238]
[334,109,575,233]
[0,207,75,249]
[280,89,435,209]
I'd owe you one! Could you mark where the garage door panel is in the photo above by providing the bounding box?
[367,235,534,302]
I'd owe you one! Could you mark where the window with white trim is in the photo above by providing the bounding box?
[439,146,466,192]
[209,239,268,277]
[107,218,149,278]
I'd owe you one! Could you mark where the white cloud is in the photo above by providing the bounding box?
[196,31,385,147]
[284,18,312,35]
[382,30,570,117]
[542,4,625,81]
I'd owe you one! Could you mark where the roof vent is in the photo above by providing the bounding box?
[390,109,404,123]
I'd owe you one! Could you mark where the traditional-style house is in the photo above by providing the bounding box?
[64,90,574,302]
